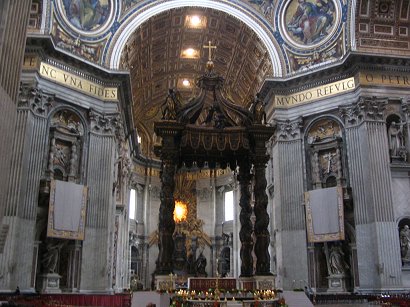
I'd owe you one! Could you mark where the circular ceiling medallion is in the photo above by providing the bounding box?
[280,0,341,50]
[57,0,115,36]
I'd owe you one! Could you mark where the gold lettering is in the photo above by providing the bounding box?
[275,77,355,108]
[365,74,374,82]
[39,62,118,101]
[41,65,50,76]
[50,69,56,78]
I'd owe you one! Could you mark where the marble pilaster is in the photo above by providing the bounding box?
[272,118,308,290]
[340,97,402,289]
[0,85,52,291]
[80,110,117,292]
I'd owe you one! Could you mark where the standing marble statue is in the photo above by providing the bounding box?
[328,245,349,275]
[195,252,207,277]
[41,239,67,273]
[388,122,405,158]
[400,225,410,263]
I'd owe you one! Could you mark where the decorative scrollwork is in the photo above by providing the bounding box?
[340,96,387,127]
[274,118,303,141]
[18,83,53,116]
[89,109,120,134]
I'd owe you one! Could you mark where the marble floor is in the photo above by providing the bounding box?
[318,304,384,306]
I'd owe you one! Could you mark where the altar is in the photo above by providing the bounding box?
[188,277,237,292]
[186,299,278,306]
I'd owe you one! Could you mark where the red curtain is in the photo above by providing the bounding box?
[4,293,132,307]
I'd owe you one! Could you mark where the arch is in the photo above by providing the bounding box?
[107,0,284,76]
[305,115,345,137]
[48,105,88,134]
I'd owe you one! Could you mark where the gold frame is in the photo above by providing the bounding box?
[305,186,345,243]
[47,180,88,240]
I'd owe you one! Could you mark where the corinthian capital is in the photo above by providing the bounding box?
[274,117,303,141]
[88,109,121,135]
[340,96,387,127]
[18,83,54,116]
[402,98,410,120]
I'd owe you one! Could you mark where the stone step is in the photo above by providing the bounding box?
[282,291,314,307]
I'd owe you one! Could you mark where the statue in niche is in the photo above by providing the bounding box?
[187,251,196,275]
[218,247,230,277]
[328,245,349,275]
[400,225,410,263]
[195,252,207,277]
[388,121,407,161]
[161,88,181,120]
[41,239,67,274]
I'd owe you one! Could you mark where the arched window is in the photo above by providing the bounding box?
[224,190,234,222]
[129,188,136,219]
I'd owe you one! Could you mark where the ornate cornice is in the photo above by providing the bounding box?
[339,96,387,127]
[18,83,54,117]
[274,117,303,141]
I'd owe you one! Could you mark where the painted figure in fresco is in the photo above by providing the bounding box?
[63,0,110,31]
[287,0,335,44]
[248,0,275,19]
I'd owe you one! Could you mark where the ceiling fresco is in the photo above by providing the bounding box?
[44,0,352,75]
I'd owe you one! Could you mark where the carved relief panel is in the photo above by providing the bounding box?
[48,109,84,182]
[307,118,344,189]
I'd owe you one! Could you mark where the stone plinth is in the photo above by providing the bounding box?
[238,277,254,291]
[327,274,347,293]
[254,275,276,290]
[37,273,62,293]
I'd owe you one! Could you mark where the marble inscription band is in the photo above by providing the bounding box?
[39,62,118,101]
[274,77,355,108]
